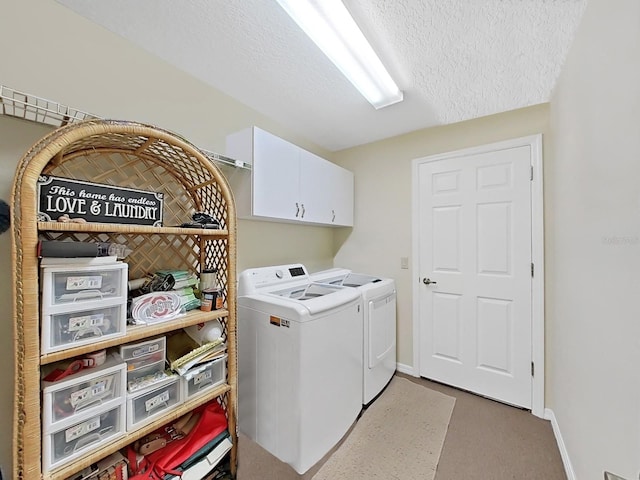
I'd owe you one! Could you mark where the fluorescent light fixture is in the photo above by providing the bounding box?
[275,0,403,109]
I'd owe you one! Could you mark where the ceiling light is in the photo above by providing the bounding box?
[275,0,403,109]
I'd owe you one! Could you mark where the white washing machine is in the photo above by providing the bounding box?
[237,264,363,474]
[312,268,397,405]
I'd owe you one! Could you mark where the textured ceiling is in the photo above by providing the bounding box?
[56,0,587,151]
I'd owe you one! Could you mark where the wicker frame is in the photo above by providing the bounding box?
[11,120,237,480]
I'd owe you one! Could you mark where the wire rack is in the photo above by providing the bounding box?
[0,85,250,170]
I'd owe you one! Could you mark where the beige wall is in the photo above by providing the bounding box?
[4,1,637,479]
[548,0,640,478]
[0,118,55,475]
[0,0,336,473]
[333,104,550,367]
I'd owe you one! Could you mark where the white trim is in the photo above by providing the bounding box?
[396,362,418,376]
[411,135,545,417]
[544,408,576,480]
[530,135,545,418]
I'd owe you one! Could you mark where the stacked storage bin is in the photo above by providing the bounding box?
[120,336,184,430]
[40,262,129,471]
[40,262,129,354]
[41,353,127,471]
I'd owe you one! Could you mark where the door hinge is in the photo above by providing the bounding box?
[531,362,535,377]
[531,263,534,277]
[530,165,534,181]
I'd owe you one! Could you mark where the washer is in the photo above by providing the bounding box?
[237,264,363,474]
[312,268,397,405]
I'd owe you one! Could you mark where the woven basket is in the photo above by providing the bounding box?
[11,119,237,480]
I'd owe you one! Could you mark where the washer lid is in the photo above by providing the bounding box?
[341,273,383,287]
[272,282,344,300]
[265,282,360,315]
[310,268,351,285]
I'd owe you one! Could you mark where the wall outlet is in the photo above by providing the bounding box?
[400,257,409,269]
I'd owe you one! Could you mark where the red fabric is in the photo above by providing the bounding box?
[128,400,227,479]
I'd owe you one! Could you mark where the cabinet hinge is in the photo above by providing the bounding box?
[531,263,534,277]
[531,362,535,377]
[530,166,534,181]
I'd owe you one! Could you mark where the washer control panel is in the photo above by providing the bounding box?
[238,264,310,294]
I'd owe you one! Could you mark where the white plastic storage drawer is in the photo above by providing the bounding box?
[43,401,125,472]
[127,359,170,393]
[42,353,126,431]
[127,376,182,430]
[120,336,166,364]
[120,336,167,392]
[181,355,227,400]
[41,302,127,354]
[41,262,128,310]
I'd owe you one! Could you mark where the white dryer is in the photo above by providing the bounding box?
[312,268,397,405]
[237,264,363,474]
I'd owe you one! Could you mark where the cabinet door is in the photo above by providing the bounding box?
[327,162,354,226]
[252,128,300,221]
[299,149,333,224]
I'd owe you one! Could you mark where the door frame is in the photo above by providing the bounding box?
[410,134,545,417]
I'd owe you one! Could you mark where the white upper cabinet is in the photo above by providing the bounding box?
[226,126,354,227]
[329,161,354,227]
[252,127,300,221]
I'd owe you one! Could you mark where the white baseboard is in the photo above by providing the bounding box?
[544,408,576,480]
[396,362,418,376]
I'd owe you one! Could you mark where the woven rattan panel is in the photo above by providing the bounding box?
[41,140,230,298]
[12,120,237,480]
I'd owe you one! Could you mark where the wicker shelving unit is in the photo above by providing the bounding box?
[10,119,238,480]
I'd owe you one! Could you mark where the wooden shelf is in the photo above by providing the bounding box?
[38,221,229,237]
[44,383,232,480]
[41,308,229,365]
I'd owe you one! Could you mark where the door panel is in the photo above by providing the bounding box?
[253,128,300,220]
[418,145,532,408]
[431,292,462,363]
[476,297,512,374]
[433,206,462,272]
[477,202,511,275]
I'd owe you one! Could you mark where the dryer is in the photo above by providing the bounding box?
[237,264,363,474]
[312,268,397,405]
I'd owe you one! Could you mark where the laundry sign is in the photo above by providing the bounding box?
[37,175,164,226]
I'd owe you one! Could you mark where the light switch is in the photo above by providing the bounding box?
[400,257,409,269]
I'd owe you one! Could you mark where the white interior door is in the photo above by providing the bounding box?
[417,145,533,408]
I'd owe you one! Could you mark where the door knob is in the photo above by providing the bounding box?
[423,278,437,285]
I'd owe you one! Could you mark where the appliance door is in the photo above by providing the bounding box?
[368,291,397,369]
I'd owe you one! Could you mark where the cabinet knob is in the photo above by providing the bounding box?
[332,209,335,222]
[295,202,300,217]
[301,204,305,218]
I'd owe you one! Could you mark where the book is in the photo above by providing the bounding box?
[39,255,119,266]
[38,240,128,258]
[166,330,226,376]
[165,430,232,480]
